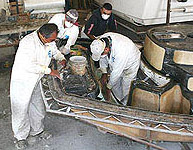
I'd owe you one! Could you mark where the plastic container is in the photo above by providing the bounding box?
[69,56,87,76]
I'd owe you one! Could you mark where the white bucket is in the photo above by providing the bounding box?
[69,56,87,76]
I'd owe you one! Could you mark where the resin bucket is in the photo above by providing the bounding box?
[69,56,87,76]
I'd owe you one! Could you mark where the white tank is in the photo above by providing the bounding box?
[95,0,193,25]
[0,0,65,14]
[0,1,4,9]
[0,1,8,13]
[24,0,66,13]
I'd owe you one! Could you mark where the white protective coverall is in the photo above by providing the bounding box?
[10,31,65,140]
[99,32,141,105]
[48,14,79,55]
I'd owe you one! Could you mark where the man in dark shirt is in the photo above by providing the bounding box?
[84,3,117,40]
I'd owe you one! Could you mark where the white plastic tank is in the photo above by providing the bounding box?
[94,0,193,25]
[0,1,4,10]
[24,0,65,13]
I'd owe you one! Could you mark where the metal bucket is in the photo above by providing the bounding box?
[69,56,87,76]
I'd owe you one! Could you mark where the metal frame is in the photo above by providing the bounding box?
[40,76,193,144]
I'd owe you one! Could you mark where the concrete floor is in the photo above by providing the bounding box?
[1,61,193,150]
[0,69,145,150]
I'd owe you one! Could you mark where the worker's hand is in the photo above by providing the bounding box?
[86,34,96,40]
[70,51,77,55]
[55,38,60,42]
[60,46,68,55]
[50,69,61,79]
[106,88,111,102]
[100,73,108,85]
[58,59,66,67]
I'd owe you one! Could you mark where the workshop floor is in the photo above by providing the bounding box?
[1,60,193,150]
[0,69,144,150]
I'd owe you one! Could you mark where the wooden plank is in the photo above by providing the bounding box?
[144,36,165,71]
[0,19,48,35]
[0,42,18,48]
[160,85,190,114]
[9,2,23,6]
[70,107,193,142]
[131,88,160,111]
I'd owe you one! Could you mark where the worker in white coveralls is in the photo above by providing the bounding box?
[48,9,79,55]
[10,23,66,149]
[90,32,141,105]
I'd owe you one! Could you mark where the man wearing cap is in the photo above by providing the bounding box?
[90,32,141,105]
[83,3,117,40]
[49,9,79,55]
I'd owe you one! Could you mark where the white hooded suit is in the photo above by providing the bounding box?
[10,31,64,140]
[48,14,79,55]
[99,32,141,105]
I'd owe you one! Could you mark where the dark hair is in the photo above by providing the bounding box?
[100,36,111,48]
[102,3,112,10]
[38,23,58,39]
